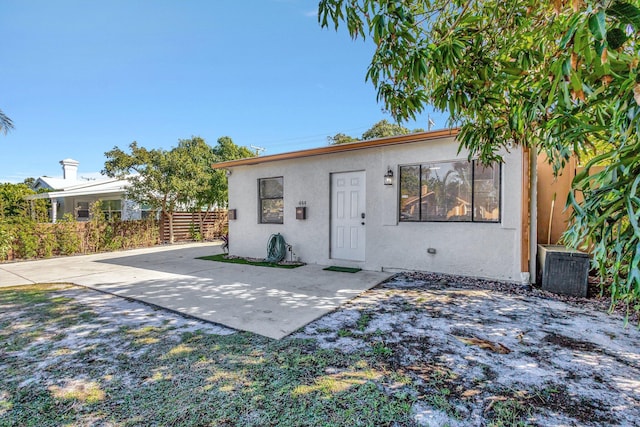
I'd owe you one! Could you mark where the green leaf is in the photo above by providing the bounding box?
[589,10,606,41]
[594,40,605,57]
[607,0,640,30]
[570,72,583,93]
[562,57,572,76]
[503,66,523,76]
[560,14,581,49]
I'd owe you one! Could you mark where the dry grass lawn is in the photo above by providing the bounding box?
[1,275,639,426]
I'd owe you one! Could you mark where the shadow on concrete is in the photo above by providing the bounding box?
[86,244,392,339]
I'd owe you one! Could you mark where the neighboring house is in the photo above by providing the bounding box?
[213,129,535,282]
[28,159,154,222]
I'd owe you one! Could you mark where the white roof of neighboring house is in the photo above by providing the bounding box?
[33,176,84,190]
[27,177,129,200]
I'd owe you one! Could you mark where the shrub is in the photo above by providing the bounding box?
[54,214,82,255]
[13,220,39,259]
[35,223,56,258]
[1,203,160,262]
[0,223,13,260]
[189,223,203,241]
[86,201,107,252]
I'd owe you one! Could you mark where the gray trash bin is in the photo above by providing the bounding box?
[537,245,590,297]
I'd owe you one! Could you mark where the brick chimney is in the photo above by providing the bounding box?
[60,158,79,181]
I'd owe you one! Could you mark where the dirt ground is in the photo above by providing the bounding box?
[1,273,639,426]
[294,272,640,426]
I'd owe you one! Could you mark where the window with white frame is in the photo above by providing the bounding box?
[399,160,501,222]
[76,201,90,219]
[258,177,283,224]
[100,200,122,220]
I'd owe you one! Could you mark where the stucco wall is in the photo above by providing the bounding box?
[227,136,524,281]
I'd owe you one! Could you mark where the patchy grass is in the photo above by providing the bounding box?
[486,398,531,427]
[0,284,413,426]
[295,273,640,426]
[356,312,372,331]
[2,275,639,426]
[196,253,303,269]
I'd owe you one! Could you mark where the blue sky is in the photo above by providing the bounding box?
[1,0,446,183]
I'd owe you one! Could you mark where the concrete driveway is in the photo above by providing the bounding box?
[0,242,391,339]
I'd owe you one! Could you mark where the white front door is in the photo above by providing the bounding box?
[331,171,366,261]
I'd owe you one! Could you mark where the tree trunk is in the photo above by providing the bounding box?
[199,205,214,240]
[168,212,174,244]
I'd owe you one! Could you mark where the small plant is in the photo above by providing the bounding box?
[424,386,466,420]
[356,313,372,331]
[188,223,202,241]
[487,399,531,427]
[390,371,412,385]
[337,329,353,338]
[371,341,393,357]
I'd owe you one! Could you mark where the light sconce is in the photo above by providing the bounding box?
[384,168,394,185]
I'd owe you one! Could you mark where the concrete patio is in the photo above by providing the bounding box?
[0,242,391,339]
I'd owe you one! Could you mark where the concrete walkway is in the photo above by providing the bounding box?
[0,242,391,339]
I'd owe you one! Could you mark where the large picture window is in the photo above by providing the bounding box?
[399,160,500,223]
[258,177,284,224]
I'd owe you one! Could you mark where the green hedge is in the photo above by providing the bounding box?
[0,211,159,261]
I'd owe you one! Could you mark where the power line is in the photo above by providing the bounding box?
[244,124,372,147]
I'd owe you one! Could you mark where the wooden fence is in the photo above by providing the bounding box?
[160,210,228,243]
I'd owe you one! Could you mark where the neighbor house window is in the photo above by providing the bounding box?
[76,201,90,220]
[100,199,122,220]
[140,203,157,220]
[258,177,284,224]
[399,160,501,222]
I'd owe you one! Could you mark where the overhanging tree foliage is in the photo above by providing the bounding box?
[319,0,640,317]
[328,132,359,145]
[197,136,254,210]
[192,136,254,236]
[328,119,423,144]
[103,139,208,243]
[0,182,48,222]
[103,136,252,243]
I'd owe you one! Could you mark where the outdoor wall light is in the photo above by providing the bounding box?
[384,168,394,185]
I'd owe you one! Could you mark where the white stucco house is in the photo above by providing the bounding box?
[28,159,154,222]
[213,129,535,283]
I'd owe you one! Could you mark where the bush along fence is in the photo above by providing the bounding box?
[0,204,228,262]
[0,214,160,262]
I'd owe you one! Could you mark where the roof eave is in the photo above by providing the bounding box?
[212,128,460,169]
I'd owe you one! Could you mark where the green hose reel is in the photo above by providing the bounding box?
[265,233,287,263]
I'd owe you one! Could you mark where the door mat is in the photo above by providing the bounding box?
[323,266,362,273]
